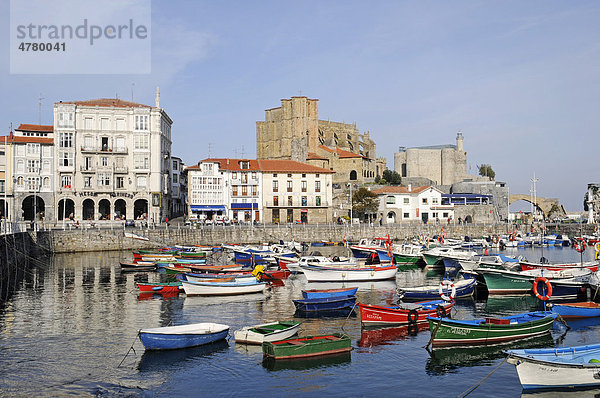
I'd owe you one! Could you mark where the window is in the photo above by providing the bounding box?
[287,174,292,178]
[100,118,109,130]
[287,181,293,192]
[241,173,248,183]
[115,137,125,152]
[432,198,439,204]
[116,176,124,188]
[42,160,50,172]
[43,177,50,187]
[134,115,149,130]
[302,174,306,178]
[136,176,147,188]
[27,177,40,191]
[97,173,110,186]
[116,119,125,130]
[404,198,410,204]
[301,181,307,192]
[83,135,94,149]
[0,180,5,193]
[403,212,409,218]
[386,196,395,204]
[101,157,108,167]
[240,161,249,169]
[443,212,449,218]
[272,180,278,192]
[232,186,238,196]
[58,112,73,127]
[315,174,320,178]
[17,160,24,172]
[272,209,280,224]
[251,185,257,196]
[134,154,149,169]
[273,196,279,206]
[27,143,41,154]
[301,196,307,206]
[58,133,73,148]
[61,175,72,188]
[242,186,248,196]
[60,151,74,167]
[316,196,321,206]
[42,146,51,157]
[134,134,149,149]
[273,173,277,177]
[84,176,92,188]
[27,160,40,173]
[315,181,321,192]
[422,198,428,204]
[173,174,178,183]
[288,196,293,206]
[84,117,93,129]
[252,172,257,180]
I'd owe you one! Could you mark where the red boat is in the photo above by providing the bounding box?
[137,282,182,293]
[358,300,454,326]
[520,261,599,272]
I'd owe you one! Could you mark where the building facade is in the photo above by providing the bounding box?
[187,158,334,224]
[0,124,55,222]
[170,156,186,218]
[373,185,454,224]
[53,92,173,223]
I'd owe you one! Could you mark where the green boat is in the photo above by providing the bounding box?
[177,252,207,258]
[427,311,556,348]
[262,333,351,359]
[392,244,423,269]
[422,252,442,266]
[478,268,534,294]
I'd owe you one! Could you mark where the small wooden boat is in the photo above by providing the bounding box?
[302,287,358,299]
[507,343,600,390]
[398,278,476,300]
[137,282,182,293]
[293,296,357,313]
[120,262,156,272]
[427,311,556,348]
[551,301,600,319]
[300,264,397,282]
[262,333,351,359]
[520,260,599,273]
[359,299,454,326]
[181,279,267,296]
[139,322,230,350]
[234,321,301,345]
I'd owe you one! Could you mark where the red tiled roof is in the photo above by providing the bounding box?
[192,158,334,174]
[58,98,151,108]
[0,135,53,144]
[16,124,53,132]
[318,145,363,159]
[307,152,328,160]
[372,186,432,195]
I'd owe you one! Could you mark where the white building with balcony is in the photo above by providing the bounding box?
[53,89,173,223]
[373,185,454,224]
[170,156,186,218]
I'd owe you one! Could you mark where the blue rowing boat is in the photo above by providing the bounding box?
[551,301,600,319]
[139,322,230,350]
[301,287,358,299]
[293,295,357,313]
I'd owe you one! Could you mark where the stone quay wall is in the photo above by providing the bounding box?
[0,232,46,301]
[40,222,597,253]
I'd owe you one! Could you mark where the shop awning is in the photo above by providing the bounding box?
[190,205,226,212]
[230,203,258,210]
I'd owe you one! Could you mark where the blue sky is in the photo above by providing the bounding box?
[1,1,599,211]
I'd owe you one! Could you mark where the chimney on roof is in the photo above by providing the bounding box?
[155,86,160,108]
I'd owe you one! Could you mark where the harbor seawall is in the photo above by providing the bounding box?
[38,223,596,253]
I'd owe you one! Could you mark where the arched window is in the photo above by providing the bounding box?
[349,170,357,180]
[386,196,395,204]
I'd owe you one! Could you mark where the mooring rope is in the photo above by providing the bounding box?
[340,301,359,333]
[117,331,140,368]
[457,357,508,398]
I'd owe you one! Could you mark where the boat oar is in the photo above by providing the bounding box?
[424,317,443,350]
[554,313,571,331]
[117,331,140,368]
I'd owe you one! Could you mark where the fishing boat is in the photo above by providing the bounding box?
[299,264,397,282]
[139,322,230,350]
[358,299,454,326]
[520,260,599,272]
[350,237,392,259]
[234,320,301,345]
[302,287,358,299]
[551,301,600,319]
[476,267,591,295]
[293,295,357,313]
[137,282,182,293]
[421,246,475,269]
[262,333,351,359]
[397,277,476,300]
[426,311,557,348]
[119,261,157,272]
[180,279,267,296]
[506,343,600,390]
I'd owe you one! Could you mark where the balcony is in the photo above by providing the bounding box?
[80,166,96,173]
[113,165,129,173]
[80,146,128,154]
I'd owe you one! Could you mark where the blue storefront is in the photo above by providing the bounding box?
[190,205,226,220]
[230,203,259,222]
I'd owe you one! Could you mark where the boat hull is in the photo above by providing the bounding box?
[139,323,229,350]
[302,287,358,299]
[234,321,300,345]
[293,296,357,312]
[551,302,600,318]
[359,300,453,326]
[181,280,267,296]
[262,333,351,359]
[300,265,397,282]
[398,279,476,301]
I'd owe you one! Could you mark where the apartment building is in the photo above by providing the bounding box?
[373,185,454,224]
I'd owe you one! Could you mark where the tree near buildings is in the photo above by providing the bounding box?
[382,170,402,185]
[352,187,379,221]
[478,164,496,180]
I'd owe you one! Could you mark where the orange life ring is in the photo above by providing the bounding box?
[575,239,587,253]
[492,235,499,244]
[438,235,444,244]
[509,234,516,242]
[533,277,552,301]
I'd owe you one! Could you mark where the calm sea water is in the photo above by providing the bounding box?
[1,245,599,397]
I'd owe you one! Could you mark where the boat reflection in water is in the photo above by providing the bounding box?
[483,295,541,314]
[294,308,356,318]
[425,332,554,376]
[138,339,229,372]
[521,387,600,397]
[262,351,351,371]
[137,291,180,301]
[359,323,424,347]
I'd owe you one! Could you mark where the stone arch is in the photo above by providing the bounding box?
[57,198,75,220]
[82,199,95,220]
[22,195,45,221]
[98,199,111,220]
[114,199,127,220]
[509,194,565,218]
[465,215,473,224]
[386,210,397,224]
[349,170,357,181]
[134,199,148,220]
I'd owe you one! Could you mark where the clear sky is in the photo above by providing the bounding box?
[1,1,598,211]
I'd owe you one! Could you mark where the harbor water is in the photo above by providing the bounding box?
[1,245,599,397]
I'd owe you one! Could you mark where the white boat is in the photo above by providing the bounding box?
[181,279,267,296]
[234,320,301,345]
[507,343,600,390]
[282,254,351,273]
[299,264,397,282]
